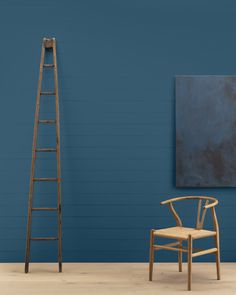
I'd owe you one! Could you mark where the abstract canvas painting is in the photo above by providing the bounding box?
[176,75,236,187]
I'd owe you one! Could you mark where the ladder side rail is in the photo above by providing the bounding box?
[25,41,46,273]
[53,38,63,272]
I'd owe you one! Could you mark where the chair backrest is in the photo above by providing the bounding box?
[160,196,219,230]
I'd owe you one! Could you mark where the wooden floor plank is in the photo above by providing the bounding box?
[0,263,234,294]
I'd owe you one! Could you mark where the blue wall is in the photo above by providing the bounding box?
[0,0,236,262]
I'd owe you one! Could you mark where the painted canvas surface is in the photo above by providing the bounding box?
[176,75,236,187]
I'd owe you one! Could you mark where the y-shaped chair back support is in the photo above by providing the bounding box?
[161,196,219,231]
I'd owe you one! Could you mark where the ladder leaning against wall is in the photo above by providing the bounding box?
[24,38,62,273]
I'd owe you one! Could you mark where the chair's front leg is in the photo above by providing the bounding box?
[187,235,192,291]
[178,239,182,272]
[214,233,221,280]
[149,229,155,281]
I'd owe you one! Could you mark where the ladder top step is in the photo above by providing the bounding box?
[43,64,54,68]
[38,120,56,124]
[40,91,56,96]
[43,38,54,49]
[32,207,57,212]
[31,237,58,241]
[33,178,58,182]
[36,148,57,152]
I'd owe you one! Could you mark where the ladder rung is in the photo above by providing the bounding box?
[33,178,58,182]
[36,148,57,152]
[32,207,58,211]
[43,64,54,68]
[40,91,56,96]
[31,237,58,241]
[38,120,56,124]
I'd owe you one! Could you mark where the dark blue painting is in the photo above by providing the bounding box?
[176,75,236,187]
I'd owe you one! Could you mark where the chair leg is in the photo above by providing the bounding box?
[187,235,192,291]
[149,229,155,281]
[178,240,182,272]
[215,234,221,280]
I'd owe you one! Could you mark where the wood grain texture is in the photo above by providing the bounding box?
[0,263,232,295]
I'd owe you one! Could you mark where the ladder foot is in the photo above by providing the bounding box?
[25,263,29,273]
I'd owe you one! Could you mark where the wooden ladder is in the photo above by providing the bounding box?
[25,38,62,273]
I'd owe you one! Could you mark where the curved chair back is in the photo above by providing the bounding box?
[160,196,218,230]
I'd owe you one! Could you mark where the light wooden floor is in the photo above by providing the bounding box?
[0,263,235,294]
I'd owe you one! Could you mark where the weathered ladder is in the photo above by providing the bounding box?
[25,38,62,273]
